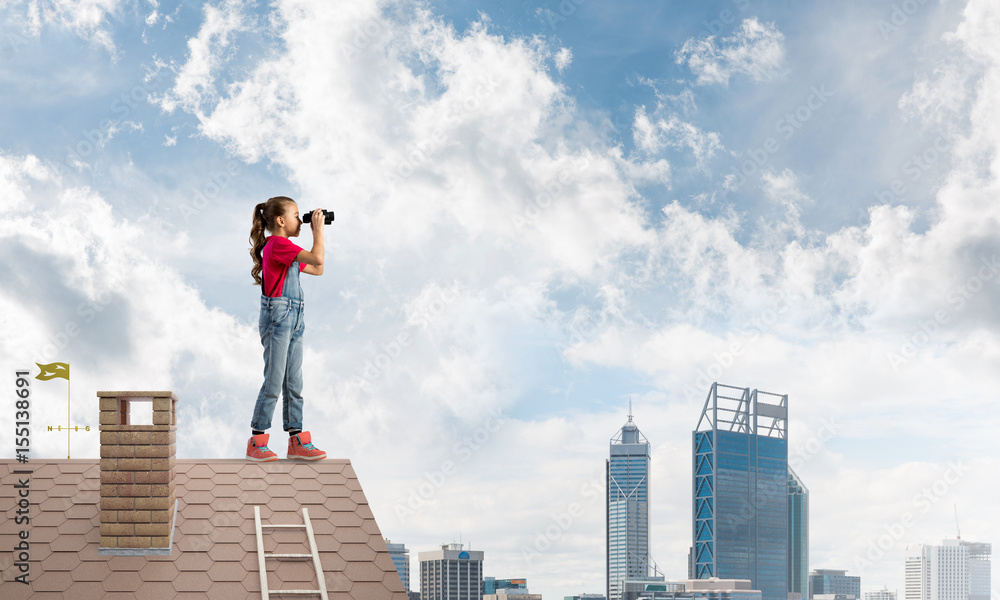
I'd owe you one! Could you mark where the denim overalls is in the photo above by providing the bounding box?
[250,258,305,432]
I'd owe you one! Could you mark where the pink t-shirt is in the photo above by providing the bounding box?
[261,236,306,297]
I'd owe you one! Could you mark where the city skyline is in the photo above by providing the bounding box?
[2,0,999,598]
[388,390,989,598]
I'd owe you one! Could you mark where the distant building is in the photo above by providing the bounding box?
[693,383,789,600]
[905,540,992,600]
[386,539,411,592]
[419,543,484,600]
[620,578,763,600]
[788,470,809,598]
[809,569,860,599]
[483,592,541,600]
[565,595,608,600]
[484,578,528,594]
[608,409,658,600]
[814,595,858,600]
[864,587,896,600]
[968,542,992,600]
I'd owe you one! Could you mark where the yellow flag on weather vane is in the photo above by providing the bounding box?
[36,362,70,381]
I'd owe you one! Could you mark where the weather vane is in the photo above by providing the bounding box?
[37,362,93,458]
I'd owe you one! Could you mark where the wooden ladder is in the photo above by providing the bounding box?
[254,506,330,600]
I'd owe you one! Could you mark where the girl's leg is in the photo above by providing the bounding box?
[281,303,305,432]
[251,299,294,431]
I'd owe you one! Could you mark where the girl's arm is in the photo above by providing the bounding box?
[296,209,325,275]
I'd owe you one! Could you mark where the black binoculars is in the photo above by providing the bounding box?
[303,209,335,225]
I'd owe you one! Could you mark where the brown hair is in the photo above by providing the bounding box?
[250,196,296,286]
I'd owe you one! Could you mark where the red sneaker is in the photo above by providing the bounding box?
[246,433,278,462]
[287,431,327,460]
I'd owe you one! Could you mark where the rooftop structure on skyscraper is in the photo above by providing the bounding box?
[693,383,789,600]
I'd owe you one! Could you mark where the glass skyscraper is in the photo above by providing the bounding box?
[693,383,789,600]
[386,539,411,592]
[787,469,809,598]
[608,410,654,600]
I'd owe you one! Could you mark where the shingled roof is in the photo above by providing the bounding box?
[0,459,408,599]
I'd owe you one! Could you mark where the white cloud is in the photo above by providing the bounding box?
[156,0,252,115]
[160,1,654,285]
[632,105,723,169]
[554,46,572,72]
[4,0,125,55]
[675,17,787,86]
[898,54,976,126]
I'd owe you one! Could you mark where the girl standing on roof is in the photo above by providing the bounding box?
[246,196,327,461]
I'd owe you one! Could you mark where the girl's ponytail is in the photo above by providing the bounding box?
[249,197,295,286]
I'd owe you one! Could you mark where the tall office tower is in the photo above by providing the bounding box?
[787,470,809,599]
[809,570,861,598]
[420,543,484,600]
[607,409,655,600]
[905,540,992,600]
[693,383,789,600]
[386,539,411,592]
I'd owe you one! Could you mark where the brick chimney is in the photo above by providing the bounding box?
[98,390,178,554]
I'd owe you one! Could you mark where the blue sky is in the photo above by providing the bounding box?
[2,0,999,598]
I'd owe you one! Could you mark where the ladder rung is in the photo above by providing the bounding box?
[255,506,329,600]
